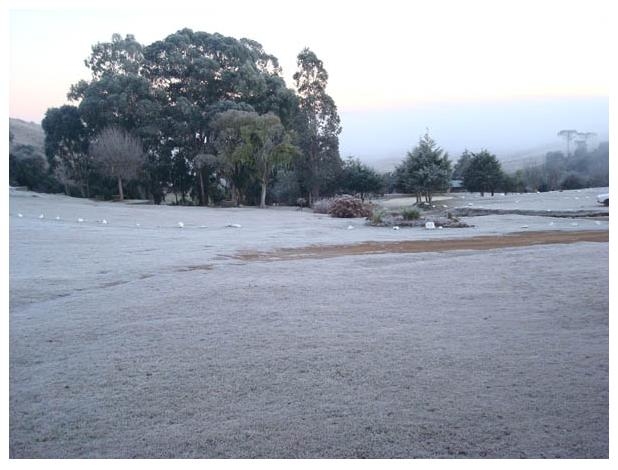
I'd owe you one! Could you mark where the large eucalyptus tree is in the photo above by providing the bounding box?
[293,48,342,203]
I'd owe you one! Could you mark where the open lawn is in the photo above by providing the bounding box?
[9,188,609,458]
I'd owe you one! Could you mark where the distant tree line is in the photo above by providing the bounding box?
[391,129,608,201]
[514,134,609,192]
[10,30,608,205]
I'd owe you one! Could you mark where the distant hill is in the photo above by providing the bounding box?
[360,142,564,174]
[9,118,46,162]
[498,143,560,173]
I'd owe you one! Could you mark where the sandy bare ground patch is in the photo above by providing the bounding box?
[234,230,609,262]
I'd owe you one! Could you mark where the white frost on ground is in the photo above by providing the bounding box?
[382,187,609,212]
[8,188,609,458]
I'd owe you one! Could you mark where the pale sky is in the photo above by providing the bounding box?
[6,0,612,163]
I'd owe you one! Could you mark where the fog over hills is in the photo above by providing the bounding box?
[340,96,609,172]
[9,95,607,175]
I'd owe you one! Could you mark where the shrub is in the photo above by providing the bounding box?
[312,198,333,214]
[560,172,587,190]
[370,209,386,225]
[401,207,421,220]
[328,195,373,218]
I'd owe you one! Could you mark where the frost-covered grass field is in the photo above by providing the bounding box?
[9,188,609,458]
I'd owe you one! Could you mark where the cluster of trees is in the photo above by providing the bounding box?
[37,30,345,206]
[514,142,609,192]
[392,130,607,201]
[13,30,608,205]
[393,134,512,201]
[452,149,507,196]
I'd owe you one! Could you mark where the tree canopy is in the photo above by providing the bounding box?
[293,48,342,203]
[47,29,308,205]
[395,133,451,203]
[462,150,504,196]
[34,29,608,207]
[340,157,383,201]
[41,105,92,197]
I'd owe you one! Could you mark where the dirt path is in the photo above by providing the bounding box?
[235,230,609,261]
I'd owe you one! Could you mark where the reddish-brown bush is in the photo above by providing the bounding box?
[327,195,373,218]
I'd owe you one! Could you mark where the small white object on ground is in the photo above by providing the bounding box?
[392,226,400,230]
[442,205,448,208]
[521,225,529,228]
[39,214,44,219]
[55,216,60,220]
[178,222,184,228]
[347,225,354,230]
[77,218,84,223]
[571,222,579,226]
[438,226,443,230]
[226,223,242,228]
[549,221,555,226]
[102,219,108,224]
[136,223,140,227]
[467,202,473,206]
[595,221,601,225]
[199,225,207,228]
[425,221,436,230]
[17,213,23,218]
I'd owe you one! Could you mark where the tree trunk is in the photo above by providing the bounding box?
[117,176,124,201]
[311,185,320,204]
[199,170,206,206]
[260,182,267,208]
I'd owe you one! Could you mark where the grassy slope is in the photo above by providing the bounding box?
[9,117,46,161]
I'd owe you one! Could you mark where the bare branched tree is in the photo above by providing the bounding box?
[52,159,76,196]
[90,126,145,200]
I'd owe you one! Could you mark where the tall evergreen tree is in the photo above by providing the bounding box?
[293,48,342,203]
[395,133,451,203]
[453,149,472,180]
